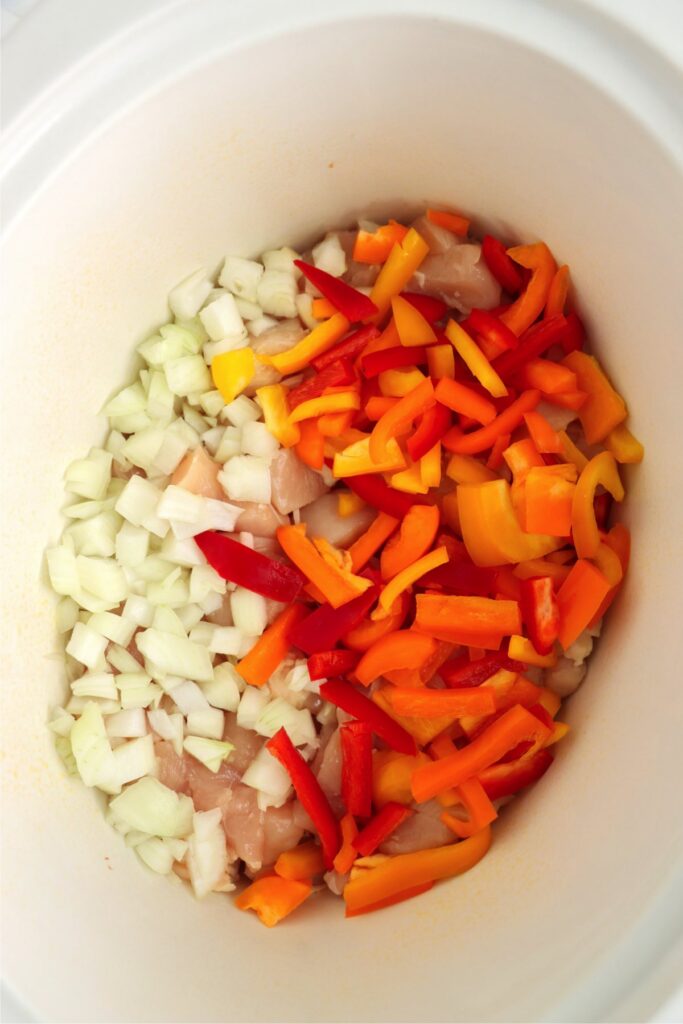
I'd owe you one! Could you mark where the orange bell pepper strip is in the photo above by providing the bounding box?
[365,395,400,421]
[443,389,541,455]
[445,320,508,398]
[372,546,449,619]
[562,351,627,443]
[604,423,644,464]
[369,227,430,321]
[333,813,360,875]
[369,378,435,463]
[521,357,578,395]
[440,490,461,535]
[353,221,409,264]
[311,297,336,319]
[544,264,570,318]
[264,313,350,375]
[348,511,400,572]
[319,409,354,438]
[591,522,631,623]
[412,704,552,802]
[524,466,576,536]
[549,389,588,411]
[427,344,455,379]
[355,631,438,687]
[458,670,536,739]
[486,433,511,470]
[380,505,440,580]
[342,826,492,915]
[236,603,308,687]
[446,452,497,485]
[372,751,431,808]
[383,640,454,688]
[458,479,561,566]
[378,367,427,397]
[288,390,360,424]
[414,594,521,648]
[555,559,611,649]
[235,875,312,927]
[434,377,497,425]
[275,840,325,881]
[345,881,435,917]
[343,592,410,651]
[333,435,406,478]
[420,442,442,489]
[361,318,401,358]
[500,242,558,336]
[592,541,624,588]
[276,524,372,609]
[372,686,457,746]
[503,438,544,479]
[256,383,301,448]
[524,410,562,454]
[440,777,498,838]
[572,451,625,558]
[426,207,470,236]
[295,418,324,469]
[507,634,558,668]
[387,687,496,719]
[391,294,437,347]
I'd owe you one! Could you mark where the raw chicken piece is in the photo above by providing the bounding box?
[206,594,233,626]
[545,657,587,697]
[222,712,264,773]
[379,799,454,855]
[408,217,501,314]
[410,214,459,255]
[262,803,305,867]
[270,448,328,515]
[171,445,224,500]
[300,492,375,549]
[248,319,305,391]
[154,740,190,795]
[233,500,289,537]
[314,727,343,817]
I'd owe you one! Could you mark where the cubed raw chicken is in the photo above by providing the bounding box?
[171,445,224,500]
[270,448,328,515]
[313,726,343,817]
[300,492,375,549]
[233,500,289,537]
[408,216,501,314]
[247,319,305,392]
[379,799,455,855]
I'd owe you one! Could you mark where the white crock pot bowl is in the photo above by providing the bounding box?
[2,2,682,1021]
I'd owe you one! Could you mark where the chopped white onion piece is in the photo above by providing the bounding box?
[240,420,280,459]
[189,564,226,604]
[115,475,168,538]
[70,702,121,793]
[49,707,76,737]
[312,234,347,277]
[63,498,110,521]
[103,381,148,417]
[105,429,132,470]
[256,269,298,318]
[109,776,194,838]
[136,836,174,874]
[230,588,267,637]
[107,643,143,674]
[168,679,211,715]
[186,707,225,740]
[72,671,119,700]
[295,292,318,330]
[146,369,176,419]
[188,621,216,646]
[66,695,121,716]
[88,611,136,647]
[221,394,261,428]
[234,297,263,321]
[214,426,242,463]
[152,428,189,476]
[198,591,224,616]
[134,555,177,583]
[200,662,243,711]
[254,698,316,747]
[201,426,224,456]
[208,626,248,657]
[168,269,213,321]
[160,536,205,570]
[64,448,113,500]
[242,746,293,808]
[199,292,246,343]
[113,734,156,785]
[121,595,154,628]
[115,521,150,567]
[147,577,190,609]
[284,661,318,694]
[105,708,148,739]
[202,335,248,366]
[175,604,204,631]
[187,808,228,898]
[165,355,212,397]
[66,622,108,669]
[199,390,225,418]
[148,709,184,756]
[121,428,165,472]
[151,606,187,638]
[76,556,128,603]
[236,686,270,730]
[65,510,121,558]
[183,402,210,435]
[262,247,301,276]
[219,256,264,303]
[182,736,234,773]
[55,596,79,634]
[218,455,271,503]
[46,545,80,597]
[249,315,278,337]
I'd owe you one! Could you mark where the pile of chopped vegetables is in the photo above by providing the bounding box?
[47,207,643,926]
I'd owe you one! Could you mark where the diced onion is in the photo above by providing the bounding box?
[109,776,194,837]
[186,707,225,740]
[49,707,76,737]
[187,808,229,897]
[55,596,80,634]
[65,510,121,558]
[115,522,150,567]
[219,256,264,303]
[135,836,175,874]
[107,644,143,674]
[234,298,263,321]
[201,426,224,456]
[189,564,226,604]
[208,626,250,657]
[214,426,242,463]
[230,587,267,637]
[135,628,214,683]
[236,686,270,730]
[296,292,318,330]
[218,455,271,503]
[76,555,129,603]
[72,671,119,700]
[165,355,212,398]
[146,370,176,419]
[254,698,316,747]
[168,679,211,715]
[199,390,226,418]
[312,234,347,277]
[121,594,154,627]
[115,476,168,539]
[261,247,301,276]
[70,701,121,793]
[199,292,247,343]
[241,745,292,807]
[176,604,204,631]
[151,606,187,637]
[46,545,80,597]
[183,736,234,773]
[200,662,243,711]
[240,420,279,459]
[105,708,148,739]
[168,269,213,321]
[148,709,184,755]
[66,622,109,669]
[64,448,112,500]
[248,315,278,337]
[221,394,262,428]
[113,734,156,785]
[88,611,136,647]
[256,269,298,318]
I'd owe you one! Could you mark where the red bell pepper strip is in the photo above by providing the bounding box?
[294,259,378,322]
[478,749,554,800]
[287,358,357,408]
[492,315,569,382]
[343,473,426,518]
[481,235,524,294]
[560,311,585,355]
[362,345,428,378]
[400,292,448,324]
[311,324,381,371]
[266,727,341,867]
[352,802,413,856]
[440,651,523,688]
[340,721,373,818]
[319,679,418,756]
[418,561,496,597]
[594,492,612,530]
[288,584,379,655]
[406,403,453,461]
[464,308,519,360]
[307,649,360,681]
[195,531,305,603]
[519,576,560,655]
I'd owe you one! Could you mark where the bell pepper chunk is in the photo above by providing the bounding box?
[406,403,452,461]
[518,576,560,656]
[443,390,541,455]
[544,264,570,318]
[307,648,360,681]
[341,721,373,818]
[481,235,524,294]
[256,383,301,447]
[356,631,439,687]
[343,473,424,518]
[493,315,569,382]
[289,390,360,424]
[369,228,430,321]
[353,221,409,264]
[434,377,497,425]
[465,308,519,360]
[369,378,435,463]
[274,841,325,881]
[478,749,554,800]
[458,479,562,566]
[391,295,437,347]
[604,423,644,464]
[333,813,360,875]
[288,584,379,655]
[235,875,312,927]
[311,324,381,371]
[294,259,378,322]
[236,603,308,688]
[195,531,306,602]
[562,350,627,444]
[373,546,449,619]
[445,320,508,398]
[440,652,523,688]
[277,524,372,609]
[295,418,324,469]
[387,687,497,719]
[352,802,414,856]
[414,594,521,647]
[266,313,350,375]
[344,592,411,652]
[319,678,417,756]
[211,347,255,404]
[287,358,357,409]
[362,345,428,377]
[333,435,406,478]
[426,207,471,236]
[440,777,498,838]
[380,505,440,580]
[572,451,625,559]
[556,559,611,649]
[500,242,557,336]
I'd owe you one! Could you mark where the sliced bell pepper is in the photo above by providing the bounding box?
[264,312,350,375]
[521,358,577,395]
[353,221,408,264]
[372,750,431,808]
[372,685,457,746]
[604,423,644,464]
[340,721,373,818]
[445,319,508,398]
[417,558,496,596]
[435,377,497,425]
[572,451,625,559]
[400,292,448,323]
[379,367,427,397]
[361,318,401,358]
[390,460,429,495]
[348,511,400,572]
[355,631,439,687]
[369,228,430,321]
[373,546,449,618]
[427,344,456,380]
[500,242,557,336]
[547,389,588,411]
[457,479,561,566]
[289,389,360,424]
[478,748,553,800]
[440,651,522,688]
[426,207,470,236]
[507,634,558,668]
[464,308,519,361]
[333,435,406,478]
[380,505,440,580]
[556,559,611,649]
[562,351,627,444]
[388,687,497,719]
[287,358,357,409]
[443,390,541,455]
[338,491,365,517]
[307,649,360,681]
[519,576,560,655]
[365,396,400,421]
[420,441,442,489]
[481,235,524,294]
[288,584,379,655]
[524,410,562,454]
[412,704,552,802]
[236,603,308,688]
[545,264,570,318]
[211,347,255,404]
[446,452,497,484]
[369,378,435,463]
[235,875,312,927]
[406,403,452,461]
[274,840,325,881]
[333,813,359,875]
[591,522,631,623]
[343,591,411,651]
[266,728,341,867]
[294,259,378,322]
[414,594,521,648]
[195,531,306,602]
[440,778,498,838]
[383,639,454,689]
[255,383,301,447]
[362,345,428,378]
[457,670,529,738]
[277,524,372,609]
[558,429,588,471]
[513,557,571,585]
[523,466,576,537]
[311,297,337,319]
[492,315,569,382]
[319,679,417,756]
[391,294,437,347]
[319,410,355,438]
[294,417,324,469]
[311,324,381,371]
[352,802,413,857]
[342,826,492,916]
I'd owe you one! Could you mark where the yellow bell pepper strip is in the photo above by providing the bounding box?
[235,875,312,927]
[507,634,558,668]
[378,367,427,397]
[372,546,449,619]
[369,227,430,321]
[544,264,570,318]
[348,511,400,572]
[446,453,497,484]
[536,687,562,718]
[458,479,562,566]
[557,429,589,471]
[562,350,627,443]
[412,704,552,802]
[353,220,408,264]
[264,312,350,375]
[445,319,508,398]
[294,418,324,469]
[434,376,497,425]
[387,686,497,719]
[369,378,435,463]
[427,343,456,379]
[391,460,430,495]
[338,491,366,517]
[333,435,406,478]
[372,751,431,808]
[311,297,337,319]
[420,442,442,488]
[500,242,558,336]
[236,603,308,688]
[391,294,437,347]
[381,504,440,580]
[274,840,325,881]
[513,558,571,585]
[256,383,301,448]
[440,778,498,838]
[372,685,458,746]
[276,524,372,609]
[443,389,541,455]
[355,630,438,687]
[414,594,521,648]
[524,410,562,454]
[211,347,255,403]
[572,451,625,558]
[604,423,645,464]
[523,466,576,537]
[342,826,492,916]
[288,389,360,423]
[555,559,611,649]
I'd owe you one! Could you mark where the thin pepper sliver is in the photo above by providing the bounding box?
[287,583,379,655]
[319,679,418,756]
[195,531,306,603]
[276,524,372,609]
[294,260,378,322]
[352,802,413,856]
[443,390,541,455]
[355,631,439,687]
[340,721,373,819]
[266,313,350,375]
[236,603,308,687]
